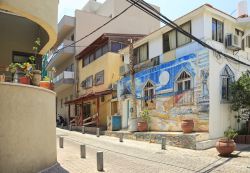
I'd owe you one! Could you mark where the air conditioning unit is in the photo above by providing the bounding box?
[225,34,241,50]
[119,64,129,76]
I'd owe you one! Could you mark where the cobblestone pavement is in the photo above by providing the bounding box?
[47,128,250,173]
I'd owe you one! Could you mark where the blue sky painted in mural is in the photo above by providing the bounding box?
[118,53,198,99]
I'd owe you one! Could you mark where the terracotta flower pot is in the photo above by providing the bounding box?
[137,121,148,132]
[216,139,236,156]
[18,76,30,85]
[181,119,194,133]
[32,70,41,86]
[40,81,52,90]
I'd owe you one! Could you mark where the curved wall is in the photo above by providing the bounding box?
[0,0,58,54]
[0,83,57,173]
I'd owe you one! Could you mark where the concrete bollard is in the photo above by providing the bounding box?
[119,133,123,142]
[96,128,100,137]
[59,137,64,148]
[82,126,85,134]
[161,137,166,150]
[69,124,72,131]
[97,151,104,171]
[80,145,86,158]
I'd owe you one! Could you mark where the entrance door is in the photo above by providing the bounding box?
[83,103,91,118]
[122,99,131,129]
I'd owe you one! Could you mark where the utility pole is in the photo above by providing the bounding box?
[128,38,137,132]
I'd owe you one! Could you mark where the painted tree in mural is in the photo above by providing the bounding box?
[230,71,250,133]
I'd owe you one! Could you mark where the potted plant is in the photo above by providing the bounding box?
[40,76,52,89]
[29,38,42,86]
[137,109,150,132]
[181,119,194,133]
[18,62,32,85]
[216,127,238,156]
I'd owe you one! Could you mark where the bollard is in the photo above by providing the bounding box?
[59,137,64,148]
[69,124,72,131]
[96,128,100,137]
[60,123,64,129]
[97,151,103,171]
[80,145,86,158]
[119,133,123,142]
[161,137,166,150]
[82,126,85,134]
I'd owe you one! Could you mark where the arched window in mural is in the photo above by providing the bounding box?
[221,65,234,101]
[176,71,191,93]
[175,71,193,106]
[143,81,156,109]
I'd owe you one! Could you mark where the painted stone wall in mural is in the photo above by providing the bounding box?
[118,49,209,132]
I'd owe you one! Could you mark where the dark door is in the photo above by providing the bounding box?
[83,103,91,118]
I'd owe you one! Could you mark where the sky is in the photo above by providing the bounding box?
[58,0,250,22]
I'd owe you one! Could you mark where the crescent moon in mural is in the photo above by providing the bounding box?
[159,71,170,85]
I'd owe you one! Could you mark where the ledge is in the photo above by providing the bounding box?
[0,82,56,95]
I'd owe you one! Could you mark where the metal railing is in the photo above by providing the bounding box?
[53,71,74,84]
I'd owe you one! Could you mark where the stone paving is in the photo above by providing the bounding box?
[45,128,250,173]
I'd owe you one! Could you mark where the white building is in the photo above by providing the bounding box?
[46,0,160,123]
[118,3,250,140]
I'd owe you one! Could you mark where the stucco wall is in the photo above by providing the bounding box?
[0,83,57,173]
[78,52,122,96]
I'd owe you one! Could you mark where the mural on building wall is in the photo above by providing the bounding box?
[118,49,209,132]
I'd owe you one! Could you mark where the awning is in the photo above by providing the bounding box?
[65,89,113,104]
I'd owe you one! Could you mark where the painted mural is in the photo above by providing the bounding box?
[118,49,209,132]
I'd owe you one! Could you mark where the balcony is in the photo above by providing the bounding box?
[57,15,75,45]
[53,71,74,92]
[46,39,75,69]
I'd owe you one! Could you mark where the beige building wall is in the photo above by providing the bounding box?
[78,52,122,95]
[0,83,57,173]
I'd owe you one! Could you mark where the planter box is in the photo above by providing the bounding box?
[246,135,250,144]
[235,135,246,144]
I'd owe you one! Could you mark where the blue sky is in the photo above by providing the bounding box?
[58,0,250,22]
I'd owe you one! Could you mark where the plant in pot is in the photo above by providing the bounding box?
[40,76,52,89]
[137,109,150,132]
[29,37,42,86]
[216,127,238,157]
[8,63,27,84]
[181,118,194,133]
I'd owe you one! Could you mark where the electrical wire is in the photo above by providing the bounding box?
[126,0,250,67]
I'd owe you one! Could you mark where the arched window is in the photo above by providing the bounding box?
[143,81,155,104]
[221,65,234,101]
[176,71,191,93]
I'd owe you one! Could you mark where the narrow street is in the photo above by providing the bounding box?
[47,128,250,173]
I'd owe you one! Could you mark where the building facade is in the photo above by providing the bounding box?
[118,4,250,139]
[66,33,143,129]
[48,0,160,123]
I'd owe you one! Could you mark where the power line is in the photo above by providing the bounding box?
[53,1,139,55]
[127,0,250,67]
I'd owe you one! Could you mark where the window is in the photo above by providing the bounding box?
[235,29,245,50]
[82,76,93,89]
[176,71,191,93]
[177,21,191,47]
[143,81,155,104]
[95,48,102,59]
[163,30,176,53]
[134,43,148,64]
[111,41,122,52]
[89,54,95,63]
[71,34,74,41]
[163,21,191,53]
[102,44,109,54]
[212,18,224,43]
[83,56,90,67]
[221,65,234,101]
[95,70,104,86]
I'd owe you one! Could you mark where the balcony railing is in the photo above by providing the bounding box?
[53,71,74,84]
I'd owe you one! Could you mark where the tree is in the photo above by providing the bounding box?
[230,71,250,133]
